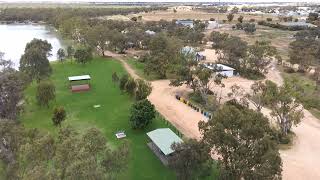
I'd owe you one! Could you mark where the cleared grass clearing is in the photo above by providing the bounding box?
[20,57,176,180]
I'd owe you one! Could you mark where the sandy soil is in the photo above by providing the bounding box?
[110,51,320,180]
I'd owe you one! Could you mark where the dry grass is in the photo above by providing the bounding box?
[106,8,276,22]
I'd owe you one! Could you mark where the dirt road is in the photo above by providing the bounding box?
[110,52,320,180]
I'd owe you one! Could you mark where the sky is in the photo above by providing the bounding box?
[3,0,320,3]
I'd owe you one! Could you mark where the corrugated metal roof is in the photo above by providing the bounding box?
[68,75,91,81]
[147,128,183,155]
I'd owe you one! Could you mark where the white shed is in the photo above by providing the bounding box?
[204,63,235,77]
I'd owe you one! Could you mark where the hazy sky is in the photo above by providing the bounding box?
[4,0,320,3]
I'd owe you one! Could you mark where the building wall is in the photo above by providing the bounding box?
[217,70,234,77]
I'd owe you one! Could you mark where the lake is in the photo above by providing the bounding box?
[0,24,64,68]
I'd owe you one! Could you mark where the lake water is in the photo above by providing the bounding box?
[0,24,64,68]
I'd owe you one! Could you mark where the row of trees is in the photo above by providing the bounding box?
[112,73,156,129]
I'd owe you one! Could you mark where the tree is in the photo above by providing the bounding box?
[313,66,320,90]
[111,72,119,84]
[267,81,304,136]
[119,74,129,91]
[289,35,320,71]
[246,40,277,74]
[130,17,138,22]
[57,48,66,62]
[199,103,282,179]
[129,99,155,129]
[135,79,152,100]
[84,25,110,56]
[24,38,52,57]
[109,30,127,53]
[52,106,66,127]
[125,77,137,96]
[237,15,244,23]
[144,34,182,78]
[0,57,26,120]
[243,23,256,34]
[74,46,92,64]
[20,42,52,81]
[266,17,273,22]
[36,81,56,107]
[169,139,213,180]
[227,13,234,22]
[66,46,74,58]
[307,12,319,22]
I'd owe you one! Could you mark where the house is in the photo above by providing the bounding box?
[176,20,194,28]
[146,128,183,165]
[204,63,235,77]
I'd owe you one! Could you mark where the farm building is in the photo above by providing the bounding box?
[176,20,194,28]
[204,63,235,77]
[147,128,183,165]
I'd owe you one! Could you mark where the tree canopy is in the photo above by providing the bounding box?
[199,103,282,179]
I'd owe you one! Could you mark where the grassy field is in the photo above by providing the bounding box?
[20,57,176,179]
[125,58,161,81]
[281,71,320,120]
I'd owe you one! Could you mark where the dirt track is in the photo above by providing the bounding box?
[109,51,320,180]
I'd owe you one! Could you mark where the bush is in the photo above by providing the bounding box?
[249,18,255,22]
[129,99,155,129]
[240,69,265,80]
[74,46,92,64]
[283,67,295,73]
[36,80,55,107]
[243,23,256,34]
[135,79,152,100]
[266,18,273,22]
[125,77,137,96]
[235,22,243,30]
[119,74,129,91]
[52,106,66,127]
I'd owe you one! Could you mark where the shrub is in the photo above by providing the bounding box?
[235,22,243,30]
[129,99,155,129]
[36,80,55,107]
[135,79,152,100]
[249,18,255,22]
[125,77,137,96]
[243,23,256,34]
[119,74,129,91]
[74,46,92,64]
[52,106,66,127]
[266,18,273,22]
[283,67,295,73]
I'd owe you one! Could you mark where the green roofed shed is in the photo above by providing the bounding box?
[146,128,183,156]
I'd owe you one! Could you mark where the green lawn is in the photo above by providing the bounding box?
[125,58,160,81]
[20,57,175,180]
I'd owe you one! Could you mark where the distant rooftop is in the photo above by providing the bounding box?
[147,128,183,156]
